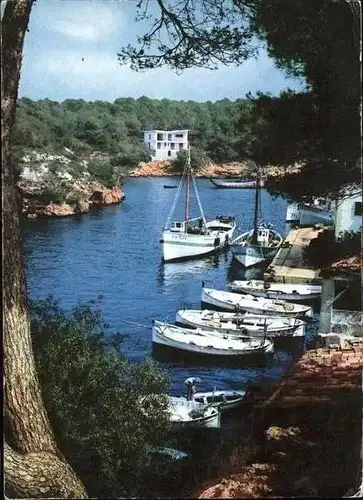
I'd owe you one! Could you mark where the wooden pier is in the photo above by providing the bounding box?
[264,226,324,284]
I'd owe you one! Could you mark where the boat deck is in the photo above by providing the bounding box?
[264,226,324,284]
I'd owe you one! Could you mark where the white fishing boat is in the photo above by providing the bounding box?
[231,170,283,267]
[167,396,221,429]
[210,177,265,189]
[152,320,274,356]
[201,286,313,318]
[176,309,306,337]
[286,198,334,226]
[193,390,247,412]
[161,148,236,262]
[229,280,322,302]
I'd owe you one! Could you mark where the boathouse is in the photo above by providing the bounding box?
[142,129,189,160]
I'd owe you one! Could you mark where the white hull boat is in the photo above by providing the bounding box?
[210,177,265,189]
[152,320,274,356]
[163,216,236,262]
[176,309,306,337]
[231,170,283,268]
[193,390,247,412]
[201,286,313,319]
[229,280,322,302]
[161,148,236,262]
[286,199,334,226]
[167,396,221,429]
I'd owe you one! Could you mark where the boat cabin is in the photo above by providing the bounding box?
[169,221,187,233]
[256,227,270,246]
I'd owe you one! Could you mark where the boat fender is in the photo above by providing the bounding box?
[214,237,221,247]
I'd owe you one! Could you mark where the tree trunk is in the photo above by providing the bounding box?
[2,1,86,497]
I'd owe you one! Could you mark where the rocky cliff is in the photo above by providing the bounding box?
[17,149,125,219]
[131,160,301,178]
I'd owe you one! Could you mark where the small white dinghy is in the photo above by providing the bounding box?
[152,320,274,357]
[229,280,322,302]
[167,395,221,429]
[193,390,247,412]
[176,309,306,337]
[201,286,313,319]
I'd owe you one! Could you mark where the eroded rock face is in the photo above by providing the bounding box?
[19,181,125,219]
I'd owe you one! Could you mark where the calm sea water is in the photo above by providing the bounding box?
[22,176,304,395]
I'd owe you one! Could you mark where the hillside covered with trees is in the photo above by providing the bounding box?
[11,96,258,167]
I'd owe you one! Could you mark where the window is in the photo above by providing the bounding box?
[175,133,184,138]
[168,150,171,157]
[157,142,161,149]
[354,202,362,216]
[179,143,184,150]
[157,133,164,141]
[170,142,175,149]
[148,134,151,140]
[168,134,172,140]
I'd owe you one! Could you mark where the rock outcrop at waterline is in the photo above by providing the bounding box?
[18,181,125,219]
[131,160,302,178]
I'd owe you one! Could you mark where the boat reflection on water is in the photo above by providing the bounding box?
[227,257,264,283]
[157,251,228,291]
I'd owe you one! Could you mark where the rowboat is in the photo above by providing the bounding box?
[152,320,274,357]
[163,185,178,189]
[201,286,313,319]
[229,280,322,302]
[193,390,247,412]
[175,309,306,337]
[167,396,221,429]
[286,198,334,226]
[209,177,265,189]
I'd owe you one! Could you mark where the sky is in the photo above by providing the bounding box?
[12,0,306,103]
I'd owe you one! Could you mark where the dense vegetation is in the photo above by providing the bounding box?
[30,297,172,497]
[12,96,258,166]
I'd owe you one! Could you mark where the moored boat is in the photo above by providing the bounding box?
[286,198,334,226]
[201,286,313,319]
[210,177,265,189]
[229,280,322,302]
[193,390,247,412]
[162,148,236,262]
[175,309,306,337]
[167,395,221,429]
[152,320,274,357]
[231,170,283,267]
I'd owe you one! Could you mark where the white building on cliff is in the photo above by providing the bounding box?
[143,129,189,160]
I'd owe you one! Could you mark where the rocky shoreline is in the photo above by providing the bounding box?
[130,160,301,178]
[19,180,125,219]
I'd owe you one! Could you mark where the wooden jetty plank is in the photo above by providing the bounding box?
[264,226,325,284]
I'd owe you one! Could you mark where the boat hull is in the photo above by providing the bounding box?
[193,390,247,412]
[152,321,274,357]
[175,309,306,337]
[201,287,313,319]
[210,178,265,189]
[162,219,236,262]
[286,202,334,225]
[233,245,279,268]
[168,397,221,429]
[229,281,322,302]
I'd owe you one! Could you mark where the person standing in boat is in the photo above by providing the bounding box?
[184,377,201,401]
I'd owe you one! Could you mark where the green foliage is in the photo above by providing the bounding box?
[174,147,210,172]
[13,96,256,166]
[38,182,70,205]
[87,161,116,188]
[30,298,171,497]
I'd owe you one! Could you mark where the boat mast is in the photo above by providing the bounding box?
[184,147,191,232]
[251,169,260,244]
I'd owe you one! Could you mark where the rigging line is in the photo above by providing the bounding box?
[164,166,186,228]
[119,319,149,328]
[191,172,207,225]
